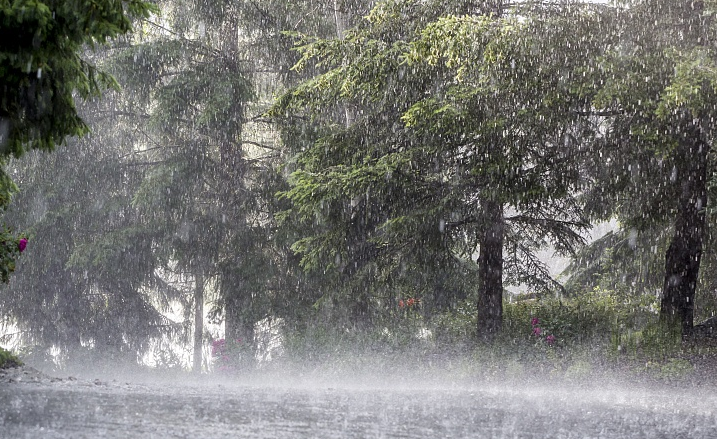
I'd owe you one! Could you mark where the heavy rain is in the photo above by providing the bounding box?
[2,0,717,437]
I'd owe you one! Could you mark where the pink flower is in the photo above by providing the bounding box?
[398,299,404,308]
[546,335,556,345]
[211,338,226,356]
[18,238,27,253]
[530,317,539,327]
[532,327,542,336]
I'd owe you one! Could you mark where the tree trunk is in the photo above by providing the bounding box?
[333,0,355,127]
[192,271,204,373]
[660,123,709,337]
[477,199,505,339]
[225,295,254,351]
[333,0,348,39]
[216,10,256,368]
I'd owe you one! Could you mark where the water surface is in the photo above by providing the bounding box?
[1,380,715,438]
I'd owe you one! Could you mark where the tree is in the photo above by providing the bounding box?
[0,0,155,155]
[578,0,717,335]
[271,0,605,337]
[0,0,157,280]
[0,109,176,364]
[109,0,255,371]
[12,0,375,371]
[104,0,356,371]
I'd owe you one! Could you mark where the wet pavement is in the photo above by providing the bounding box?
[1,377,716,438]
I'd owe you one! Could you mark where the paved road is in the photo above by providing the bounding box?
[1,380,715,438]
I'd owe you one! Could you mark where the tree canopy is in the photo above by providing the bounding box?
[0,0,157,283]
[271,0,608,336]
[6,0,717,372]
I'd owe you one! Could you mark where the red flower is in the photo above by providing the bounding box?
[398,299,405,308]
[530,317,539,327]
[546,335,556,345]
[532,327,542,336]
[407,298,415,307]
[18,238,27,253]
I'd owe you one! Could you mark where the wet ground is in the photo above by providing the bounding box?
[1,369,716,438]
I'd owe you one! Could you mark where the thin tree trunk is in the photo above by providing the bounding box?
[225,292,255,364]
[661,123,709,337]
[333,0,348,39]
[193,271,204,373]
[477,199,505,339]
[333,0,355,127]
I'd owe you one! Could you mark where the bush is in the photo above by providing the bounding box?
[0,347,22,369]
[430,300,476,346]
[643,358,694,381]
[504,287,660,346]
[271,287,694,383]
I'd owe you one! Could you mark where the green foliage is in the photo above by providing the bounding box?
[430,300,476,344]
[0,346,22,368]
[0,127,176,356]
[576,0,717,334]
[643,358,694,381]
[0,0,375,367]
[277,285,701,383]
[0,0,156,287]
[612,319,682,360]
[0,228,26,282]
[563,228,669,297]
[0,0,157,157]
[279,309,437,378]
[502,291,623,345]
[271,0,608,333]
[6,0,717,372]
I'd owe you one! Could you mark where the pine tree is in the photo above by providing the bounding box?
[0,0,156,282]
[271,0,605,337]
[578,0,717,335]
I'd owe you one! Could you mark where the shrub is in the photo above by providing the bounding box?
[0,347,22,369]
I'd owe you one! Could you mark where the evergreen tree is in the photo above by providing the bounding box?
[578,0,717,335]
[0,0,156,280]
[0,106,175,363]
[271,0,605,337]
[109,0,256,370]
